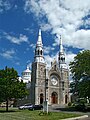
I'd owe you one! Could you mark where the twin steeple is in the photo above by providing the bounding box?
[34,29,45,63]
[34,29,67,68]
[58,35,66,68]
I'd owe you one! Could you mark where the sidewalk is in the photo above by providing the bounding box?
[49,105,90,120]
[61,115,88,120]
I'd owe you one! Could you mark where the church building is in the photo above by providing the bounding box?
[31,29,70,105]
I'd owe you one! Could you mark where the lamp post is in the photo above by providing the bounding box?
[43,68,48,113]
[45,78,48,101]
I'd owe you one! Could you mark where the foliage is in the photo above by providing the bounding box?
[69,50,90,98]
[68,102,72,106]
[0,66,28,111]
[77,80,90,98]
[74,103,86,111]
[69,50,90,81]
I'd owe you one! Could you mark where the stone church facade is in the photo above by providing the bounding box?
[31,29,70,105]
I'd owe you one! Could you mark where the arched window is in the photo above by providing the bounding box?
[62,81,64,90]
[54,65,56,70]
[40,93,43,104]
[61,57,63,61]
[41,50,42,55]
[35,49,36,55]
[65,95,68,104]
[38,50,39,55]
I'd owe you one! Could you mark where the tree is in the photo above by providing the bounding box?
[0,66,28,111]
[69,50,90,99]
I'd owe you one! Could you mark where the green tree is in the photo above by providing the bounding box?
[0,66,28,111]
[69,50,90,98]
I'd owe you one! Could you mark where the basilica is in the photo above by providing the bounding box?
[30,29,70,105]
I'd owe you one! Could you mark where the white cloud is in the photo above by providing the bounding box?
[44,46,55,54]
[2,32,29,44]
[0,49,15,59]
[40,23,52,31]
[29,43,36,49]
[65,52,76,65]
[0,0,11,13]
[24,28,35,34]
[44,55,55,68]
[24,0,41,16]
[24,0,90,50]
[15,62,20,65]
[27,63,32,69]
[83,18,90,28]
[71,30,90,49]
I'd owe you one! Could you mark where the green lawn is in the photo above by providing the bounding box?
[0,107,81,120]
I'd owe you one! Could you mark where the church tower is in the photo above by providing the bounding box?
[47,35,69,105]
[58,35,69,104]
[31,29,46,105]
[34,29,45,63]
[58,35,67,69]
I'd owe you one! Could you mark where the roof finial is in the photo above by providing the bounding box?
[60,35,63,53]
[39,29,41,36]
[26,65,29,70]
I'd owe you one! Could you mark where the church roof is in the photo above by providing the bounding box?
[23,66,31,73]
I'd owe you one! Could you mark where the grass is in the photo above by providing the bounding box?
[0,107,82,120]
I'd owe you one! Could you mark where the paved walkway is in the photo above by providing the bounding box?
[48,105,90,120]
[80,113,90,120]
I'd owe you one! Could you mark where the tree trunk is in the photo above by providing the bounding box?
[6,99,8,112]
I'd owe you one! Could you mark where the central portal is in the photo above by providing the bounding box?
[51,92,58,104]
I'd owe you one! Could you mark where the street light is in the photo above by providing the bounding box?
[43,68,48,113]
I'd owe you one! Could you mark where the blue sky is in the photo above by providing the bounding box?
[0,0,90,76]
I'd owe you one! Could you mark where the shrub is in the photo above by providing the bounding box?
[68,102,72,106]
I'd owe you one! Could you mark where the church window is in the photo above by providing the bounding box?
[65,95,68,104]
[61,57,63,61]
[38,50,39,55]
[41,50,42,55]
[41,67,42,71]
[40,93,43,104]
[62,81,64,90]
[54,65,56,70]
[35,49,36,55]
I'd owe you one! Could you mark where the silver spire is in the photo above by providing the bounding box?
[37,29,42,45]
[34,29,45,63]
[60,35,64,53]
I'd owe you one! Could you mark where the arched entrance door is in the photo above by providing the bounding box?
[40,93,43,104]
[51,92,58,104]
[65,95,68,104]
